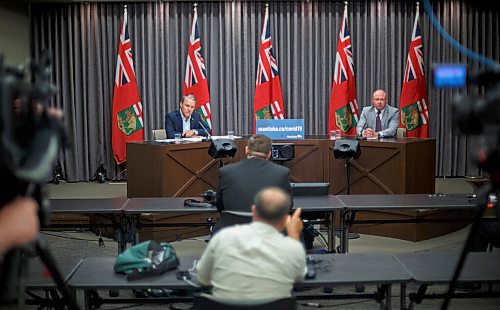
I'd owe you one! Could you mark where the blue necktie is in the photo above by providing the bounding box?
[375,111,382,132]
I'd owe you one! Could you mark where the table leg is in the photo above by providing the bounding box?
[327,211,336,252]
[400,283,406,310]
[386,284,392,310]
[340,209,350,253]
[84,290,91,310]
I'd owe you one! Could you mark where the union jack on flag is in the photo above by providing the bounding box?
[185,13,207,88]
[399,8,429,138]
[115,13,135,87]
[256,10,279,86]
[183,6,212,130]
[253,6,285,131]
[403,21,425,83]
[328,4,359,135]
[333,13,355,85]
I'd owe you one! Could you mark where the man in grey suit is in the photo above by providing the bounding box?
[356,89,400,138]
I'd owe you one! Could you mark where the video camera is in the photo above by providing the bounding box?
[0,51,64,219]
[434,64,500,177]
[434,63,500,310]
[0,53,78,308]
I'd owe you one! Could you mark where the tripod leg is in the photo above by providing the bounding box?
[0,248,27,308]
[35,238,80,310]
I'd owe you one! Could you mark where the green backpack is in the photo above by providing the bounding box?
[114,240,180,280]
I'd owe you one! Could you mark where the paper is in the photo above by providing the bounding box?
[212,135,242,140]
[182,137,203,142]
[154,136,242,143]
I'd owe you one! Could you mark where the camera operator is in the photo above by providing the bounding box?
[0,197,39,255]
[0,95,63,256]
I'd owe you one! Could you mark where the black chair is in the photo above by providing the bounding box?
[212,211,252,235]
[291,183,330,250]
[193,295,297,310]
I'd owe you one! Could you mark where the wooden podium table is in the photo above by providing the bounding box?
[127,141,237,197]
[329,137,436,194]
[127,137,435,198]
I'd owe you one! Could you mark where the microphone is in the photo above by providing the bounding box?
[198,120,212,142]
[356,123,367,140]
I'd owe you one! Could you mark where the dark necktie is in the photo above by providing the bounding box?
[375,111,382,132]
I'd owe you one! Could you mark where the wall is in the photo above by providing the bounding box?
[0,3,29,66]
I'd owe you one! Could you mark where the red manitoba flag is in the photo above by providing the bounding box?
[183,6,212,131]
[111,7,144,164]
[253,5,285,132]
[328,4,359,135]
[399,8,429,138]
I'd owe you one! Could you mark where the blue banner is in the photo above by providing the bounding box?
[256,119,305,140]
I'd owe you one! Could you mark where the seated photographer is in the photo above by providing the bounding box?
[196,187,306,301]
[0,197,39,255]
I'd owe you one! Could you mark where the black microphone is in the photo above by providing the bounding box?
[356,123,367,140]
[198,120,212,142]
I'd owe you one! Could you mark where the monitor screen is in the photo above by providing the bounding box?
[290,182,329,196]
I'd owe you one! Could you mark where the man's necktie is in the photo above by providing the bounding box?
[375,111,382,132]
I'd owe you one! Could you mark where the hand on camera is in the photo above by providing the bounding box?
[286,208,303,241]
[0,197,40,254]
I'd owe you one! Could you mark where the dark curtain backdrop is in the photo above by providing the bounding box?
[30,1,500,181]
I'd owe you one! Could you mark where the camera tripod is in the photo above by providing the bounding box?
[441,183,498,309]
[0,237,80,309]
[338,157,360,253]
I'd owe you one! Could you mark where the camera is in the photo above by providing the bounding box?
[0,52,64,220]
[0,53,77,308]
[0,52,62,186]
[271,143,294,161]
[434,65,500,175]
[202,189,216,203]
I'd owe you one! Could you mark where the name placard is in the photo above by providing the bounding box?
[256,119,305,140]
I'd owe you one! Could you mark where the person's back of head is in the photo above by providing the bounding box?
[252,187,291,227]
[246,134,272,159]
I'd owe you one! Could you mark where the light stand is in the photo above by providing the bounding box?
[333,139,364,293]
[339,157,361,247]
[208,139,237,167]
[333,139,361,251]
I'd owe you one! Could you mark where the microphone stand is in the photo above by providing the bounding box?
[198,120,212,142]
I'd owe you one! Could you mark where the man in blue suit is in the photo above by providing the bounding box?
[356,89,399,138]
[165,94,208,139]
